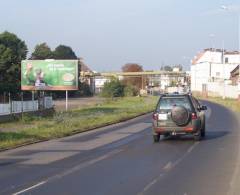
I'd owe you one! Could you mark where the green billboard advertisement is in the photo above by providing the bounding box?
[21,60,78,91]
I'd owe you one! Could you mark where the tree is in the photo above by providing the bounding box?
[53,45,77,59]
[121,63,144,90]
[123,85,138,96]
[30,43,53,59]
[122,63,143,72]
[173,64,183,71]
[101,79,124,98]
[161,65,173,71]
[0,31,28,87]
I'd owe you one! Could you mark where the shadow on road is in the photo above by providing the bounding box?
[162,130,229,142]
[203,131,229,140]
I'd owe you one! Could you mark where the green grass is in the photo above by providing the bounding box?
[195,94,240,113]
[0,96,158,150]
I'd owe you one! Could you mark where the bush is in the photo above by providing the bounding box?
[101,79,124,98]
[124,85,138,97]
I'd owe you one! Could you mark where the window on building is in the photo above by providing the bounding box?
[225,57,229,63]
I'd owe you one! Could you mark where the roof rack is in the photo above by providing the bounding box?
[161,91,192,96]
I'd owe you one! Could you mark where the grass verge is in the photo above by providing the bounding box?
[0,96,158,150]
[196,95,240,113]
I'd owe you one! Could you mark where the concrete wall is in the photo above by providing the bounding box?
[206,82,239,99]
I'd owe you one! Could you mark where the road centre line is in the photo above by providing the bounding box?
[187,142,199,153]
[138,142,200,195]
[163,161,173,171]
[12,181,47,195]
[142,179,158,192]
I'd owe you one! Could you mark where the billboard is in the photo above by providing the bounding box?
[21,60,78,91]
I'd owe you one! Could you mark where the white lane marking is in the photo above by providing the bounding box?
[48,149,123,181]
[187,142,199,153]
[138,142,200,195]
[163,161,173,171]
[142,179,158,192]
[12,181,46,195]
[12,149,123,195]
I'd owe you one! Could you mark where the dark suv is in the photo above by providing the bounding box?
[152,93,207,142]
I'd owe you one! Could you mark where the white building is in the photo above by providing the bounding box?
[94,76,111,93]
[191,48,240,94]
[148,73,187,94]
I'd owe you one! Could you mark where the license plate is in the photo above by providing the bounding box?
[158,114,167,120]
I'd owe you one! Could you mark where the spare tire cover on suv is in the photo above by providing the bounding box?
[171,106,190,126]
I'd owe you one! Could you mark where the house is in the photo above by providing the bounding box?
[94,76,111,94]
[147,72,187,92]
[230,65,239,85]
[191,48,240,92]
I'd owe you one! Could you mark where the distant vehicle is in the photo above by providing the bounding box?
[152,93,207,142]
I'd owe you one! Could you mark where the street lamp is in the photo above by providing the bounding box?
[221,5,240,49]
[221,5,240,99]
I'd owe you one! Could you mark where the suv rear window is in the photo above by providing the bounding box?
[157,96,192,111]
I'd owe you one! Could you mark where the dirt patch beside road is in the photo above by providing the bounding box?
[54,96,105,111]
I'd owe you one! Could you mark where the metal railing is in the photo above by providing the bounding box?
[0,96,53,116]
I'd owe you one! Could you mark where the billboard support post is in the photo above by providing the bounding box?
[8,92,11,114]
[21,92,23,120]
[3,92,5,103]
[32,91,34,111]
[43,91,45,109]
[66,90,68,111]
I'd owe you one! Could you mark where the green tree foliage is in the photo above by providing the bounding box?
[101,80,138,98]
[73,82,92,97]
[173,64,183,71]
[101,79,124,98]
[30,43,53,59]
[123,85,138,97]
[53,45,77,59]
[161,65,173,71]
[0,31,28,86]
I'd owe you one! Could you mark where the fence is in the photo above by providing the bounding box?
[206,82,239,99]
[0,96,53,116]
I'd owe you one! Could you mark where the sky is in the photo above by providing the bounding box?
[0,0,240,71]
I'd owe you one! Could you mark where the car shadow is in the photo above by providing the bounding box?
[0,161,15,167]
[162,131,229,142]
[202,131,229,140]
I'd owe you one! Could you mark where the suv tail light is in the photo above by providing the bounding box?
[191,113,197,120]
[152,113,158,120]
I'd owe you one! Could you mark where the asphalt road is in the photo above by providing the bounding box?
[0,100,240,195]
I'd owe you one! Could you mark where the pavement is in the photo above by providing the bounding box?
[0,100,239,195]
